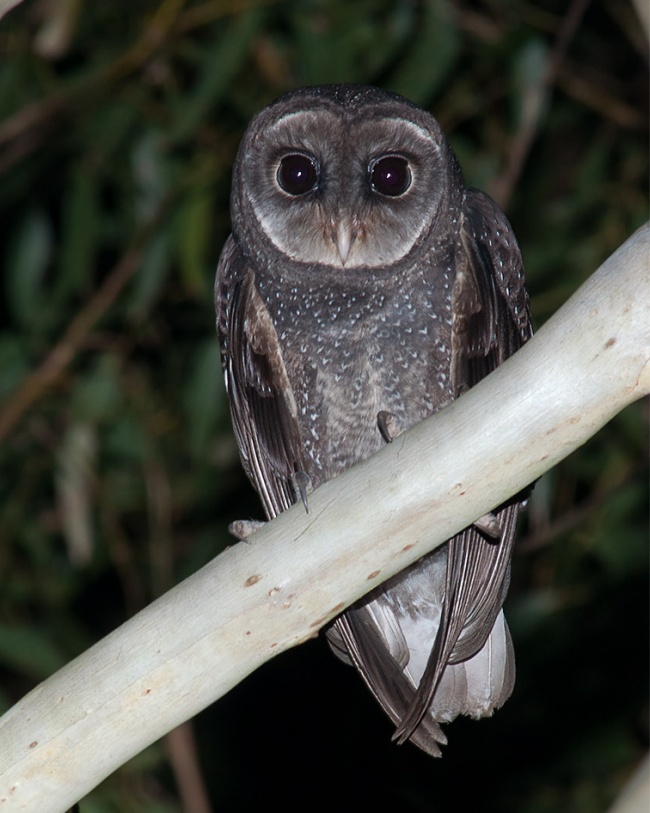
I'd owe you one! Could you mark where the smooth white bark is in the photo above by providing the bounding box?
[0,224,648,812]
[0,0,24,22]
[607,754,650,813]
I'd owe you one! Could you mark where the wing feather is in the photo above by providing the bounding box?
[331,612,449,757]
[216,236,305,519]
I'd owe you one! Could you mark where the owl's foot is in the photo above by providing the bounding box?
[377,410,402,443]
[473,512,502,540]
[229,519,266,541]
[292,470,312,513]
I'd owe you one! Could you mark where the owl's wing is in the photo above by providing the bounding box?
[389,189,532,746]
[451,187,532,383]
[330,609,450,757]
[215,236,305,519]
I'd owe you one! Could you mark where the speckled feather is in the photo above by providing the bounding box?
[215,85,532,756]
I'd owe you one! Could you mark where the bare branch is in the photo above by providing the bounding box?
[0,0,24,23]
[0,224,648,812]
[607,753,650,813]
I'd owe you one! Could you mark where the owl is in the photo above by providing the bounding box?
[215,84,532,756]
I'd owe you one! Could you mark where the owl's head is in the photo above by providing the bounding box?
[231,85,463,271]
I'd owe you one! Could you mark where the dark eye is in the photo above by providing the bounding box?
[277,153,319,195]
[370,155,411,197]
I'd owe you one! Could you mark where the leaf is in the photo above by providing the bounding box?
[56,421,98,567]
[71,354,123,423]
[56,163,98,303]
[175,189,213,298]
[511,37,550,131]
[386,0,459,105]
[4,208,53,330]
[182,340,224,459]
[168,9,264,145]
[132,129,172,222]
[0,334,30,399]
[127,230,171,320]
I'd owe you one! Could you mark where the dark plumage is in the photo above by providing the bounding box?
[215,84,532,756]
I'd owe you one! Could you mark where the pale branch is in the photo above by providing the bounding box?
[631,0,649,39]
[0,0,23,23]
[0,224,648,812]
[607,753,650,813]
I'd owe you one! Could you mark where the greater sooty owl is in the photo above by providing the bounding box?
[215,84,532,757]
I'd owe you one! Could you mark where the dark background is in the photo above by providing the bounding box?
[0,1,647,811]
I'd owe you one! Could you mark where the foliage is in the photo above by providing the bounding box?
[0,0,647,810]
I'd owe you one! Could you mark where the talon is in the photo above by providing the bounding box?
[292,470,312,513]
[229,519,266,541]
[378,410,401,443]
[473,512,502,540]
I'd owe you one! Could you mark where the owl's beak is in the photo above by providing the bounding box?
[334,221,356,266]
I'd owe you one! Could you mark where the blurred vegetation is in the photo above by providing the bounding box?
[0,0,647,811]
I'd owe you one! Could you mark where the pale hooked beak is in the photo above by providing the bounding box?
[333,220,356,266]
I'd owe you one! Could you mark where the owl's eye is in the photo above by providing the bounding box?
[277,153,319,195]
[370,155,411,197]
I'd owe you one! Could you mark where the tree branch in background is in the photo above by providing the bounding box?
[0,199,172,444]
[490,0,592,209]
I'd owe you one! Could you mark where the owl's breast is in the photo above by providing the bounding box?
[268,276,455,484]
